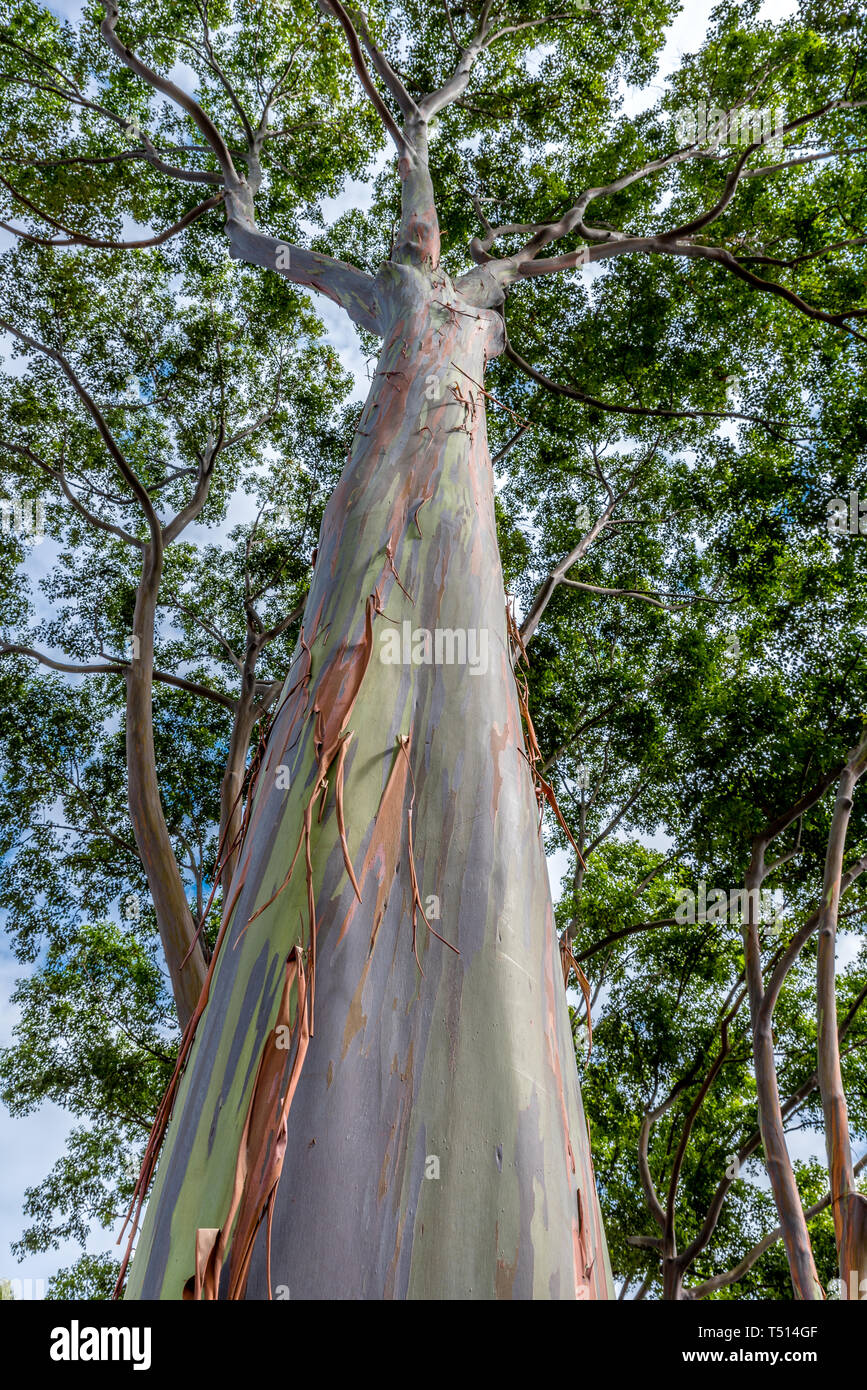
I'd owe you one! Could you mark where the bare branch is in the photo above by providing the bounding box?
[0,439,141,548]
[0,322,162,542]
[317,1,407,149]
[0,643,129,677]
[0,185,225,251]
[0,642,238,710]
[0,143,224,186]
[736,234,867,268]
[337,4,419,120]
[503,339,791,438]
[742,144,867,179]
[559,577,716,611]
[159,591,242,672]
[575,918,679,964]
[689,1152,867,1299]
[99,1,241,186]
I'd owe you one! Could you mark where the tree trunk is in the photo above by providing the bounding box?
[817,731,867,1299]
[662,1256,684,1301]
[127,549,208,1029]
[218,670,259,896]
[838,1197,867,1300]
[744,846,823,1300]
[125,263,612,1301]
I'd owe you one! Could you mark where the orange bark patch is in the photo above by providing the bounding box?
[560,937,593,1062]
[198,946,310,1301]
[341,960,369,1059]
[506,603,586,869]
[496,1249,519,1300]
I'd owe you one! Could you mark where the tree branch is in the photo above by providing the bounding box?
[0,322,162,544]
[317,1,406,148]
[0,643,237,710]
[0,174,225,249]
[98,1,241,186]
[503,339,791,438]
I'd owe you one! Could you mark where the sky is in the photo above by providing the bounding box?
[2,0,832,1299]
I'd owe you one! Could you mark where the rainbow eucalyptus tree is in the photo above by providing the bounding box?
[87,0,623,1301]
[3,0,866,1301]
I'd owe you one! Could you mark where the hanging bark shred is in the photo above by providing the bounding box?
[335,724,412,953]
[560,936,593,1062]
[334,731,362,902]
[196,946,310,1300]
[396,733,460,973]
[506,601,592,1055]
[506,603,586,870]
[385,540,415,603]
[235,597,376,953]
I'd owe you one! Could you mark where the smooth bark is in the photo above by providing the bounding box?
[817,730,867,1297]
[124,262,612,1300]
[127,542,208,1029]
[744,841,824,1299]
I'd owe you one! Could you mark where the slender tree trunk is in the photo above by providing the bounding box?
[662,1256,684,1301]
[817,731,867,1299]
[127,547,208,1029]
[218,667,259,895]
[124,263,612,1300]
[743,844,824,1299]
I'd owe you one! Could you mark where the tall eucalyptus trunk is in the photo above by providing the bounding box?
[124,261,612,1301]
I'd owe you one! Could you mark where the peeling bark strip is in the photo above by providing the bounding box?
[125,265,612,1301]
[508,604,587,870]
[196,947,310,1300]
[559,938,593,1063]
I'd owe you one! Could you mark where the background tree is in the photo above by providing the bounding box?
[525,337,867,1296]
[0,241,350,1024]
[0,240,351,1291]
